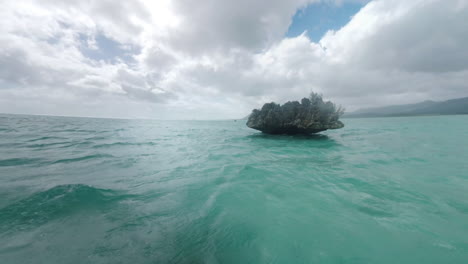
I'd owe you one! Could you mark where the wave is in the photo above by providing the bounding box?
[55,129,98,133]
[27,136,66,142]
[0,184,129,233]
[0,128,17,132]
[25,142,71,149]
[52,154,114,164]
[92,142,157,149]
[0,158,43,167]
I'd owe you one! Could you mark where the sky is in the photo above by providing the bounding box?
[287,1,367,41]
[1,0,467,119]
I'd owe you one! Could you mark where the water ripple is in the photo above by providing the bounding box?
[0,114,467,263]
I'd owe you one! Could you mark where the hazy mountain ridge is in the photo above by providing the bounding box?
[345,97,468,118]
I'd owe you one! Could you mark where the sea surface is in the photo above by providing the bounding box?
[0,114,467,263]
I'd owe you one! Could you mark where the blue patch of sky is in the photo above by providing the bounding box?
[79,33,139,64]
[286,1,366,42]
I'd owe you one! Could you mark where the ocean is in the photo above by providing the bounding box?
[0,114,467,263]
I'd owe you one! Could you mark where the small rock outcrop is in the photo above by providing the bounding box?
[246,93,345,134]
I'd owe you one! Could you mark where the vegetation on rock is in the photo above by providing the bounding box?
[246,93,345,134]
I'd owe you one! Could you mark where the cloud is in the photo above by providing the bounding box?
[321,0,468,73]
[166,0,315,54]
[0,0,467,119]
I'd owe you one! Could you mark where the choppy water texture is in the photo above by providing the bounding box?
[1,114,468,263]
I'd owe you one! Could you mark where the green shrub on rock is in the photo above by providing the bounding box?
[246,92,345,134]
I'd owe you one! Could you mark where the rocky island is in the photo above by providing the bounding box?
[247,93,345,134]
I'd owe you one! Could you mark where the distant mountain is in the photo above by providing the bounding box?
[344,97,468,118]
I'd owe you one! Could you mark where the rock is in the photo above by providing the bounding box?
[246,93,345,134]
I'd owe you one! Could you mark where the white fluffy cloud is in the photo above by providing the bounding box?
[1,0,467,119]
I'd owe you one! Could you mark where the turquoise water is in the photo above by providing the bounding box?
[0,114,467,263]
